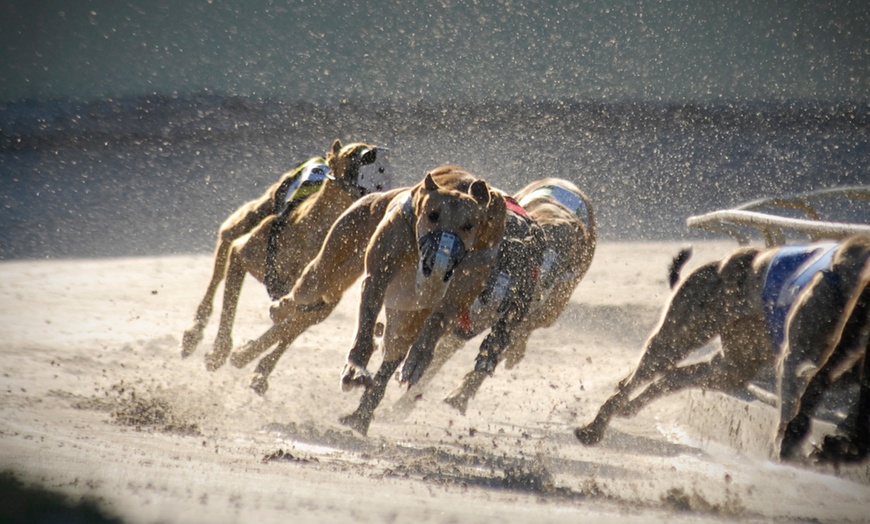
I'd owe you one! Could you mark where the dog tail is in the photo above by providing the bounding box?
[668,246,693,289]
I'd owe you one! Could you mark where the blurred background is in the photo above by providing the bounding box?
[1,0,868,258]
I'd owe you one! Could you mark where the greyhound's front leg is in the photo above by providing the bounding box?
[815,346,870,464]
[339,358,403,435]
[398,310,447,387]
[400,251,493,386]
[341,272,391,391]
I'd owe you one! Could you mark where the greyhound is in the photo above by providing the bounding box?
[180,139,392,372]
[278,166,506,435]
[397,178,597,416]
[575,235,870,463]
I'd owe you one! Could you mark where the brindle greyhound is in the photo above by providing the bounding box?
[275,166,506,435]
[394,178,597,417]
[575,234,870,463]
[180,140,392,372]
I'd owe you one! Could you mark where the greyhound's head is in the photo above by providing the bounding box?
[327,139,394,197]
[411,169,499,298]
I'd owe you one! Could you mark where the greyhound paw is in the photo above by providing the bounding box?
[339,411,371,436]
[229,343,256,369]
[205,338,233,371]
[250,373,269,396]
[180,328,203,358]
[443,391,469,416]
[204,353,224,372]
[574,425,604,446]
[204,348,230,372]
[340,363,373,392]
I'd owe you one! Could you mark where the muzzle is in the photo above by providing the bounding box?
[418,230,467,283]
[355,148,394,195]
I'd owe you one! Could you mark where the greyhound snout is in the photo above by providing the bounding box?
[418,230,467,283]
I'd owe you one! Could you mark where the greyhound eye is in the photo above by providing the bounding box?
[427,211,440,223]
[462,222,474,232]
[378,167,385,173]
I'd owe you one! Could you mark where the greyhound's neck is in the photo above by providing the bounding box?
[298,179,357,220]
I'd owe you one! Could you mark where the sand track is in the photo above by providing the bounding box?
[1,242,868,523]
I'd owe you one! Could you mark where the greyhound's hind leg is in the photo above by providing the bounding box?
[182,240,231,358]
[240,307,335,395]
[249,340,290,396]
[574,374,638,445]
[230,323,283,369]
[616,358,732,417]
[575,346,673,445]
[390,333,464,420]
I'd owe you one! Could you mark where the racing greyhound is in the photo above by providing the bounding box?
[575,235,870,463]
[180,140,392,371]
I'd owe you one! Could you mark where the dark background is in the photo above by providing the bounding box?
[1,1,868,259]
[2,1,867,102]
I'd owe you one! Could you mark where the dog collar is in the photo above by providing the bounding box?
[386,192,416,227]
[762,242,838,349]
[504,196,530,219]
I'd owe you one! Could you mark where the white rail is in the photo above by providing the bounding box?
[687,186,870,246]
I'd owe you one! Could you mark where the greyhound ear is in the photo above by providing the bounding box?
[424,172,439,192]
[469,180,490,206]
[474,190,506,249]
[331,139,343,156]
